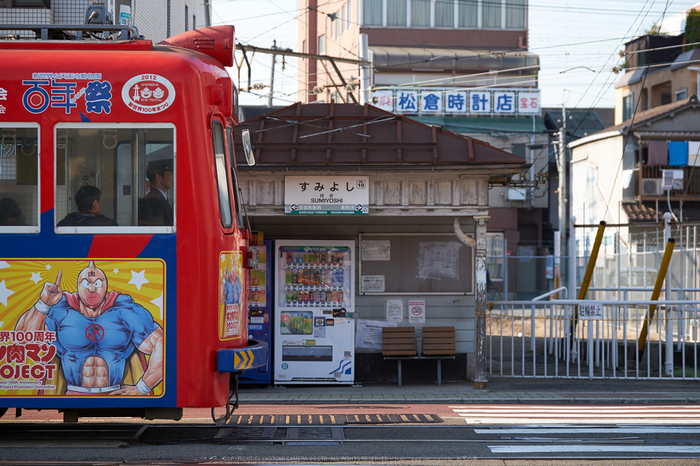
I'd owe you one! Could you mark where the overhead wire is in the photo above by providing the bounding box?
[600,0,675,226]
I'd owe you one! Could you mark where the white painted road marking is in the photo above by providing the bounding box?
[489,445,700,454]
[451,404,700,424]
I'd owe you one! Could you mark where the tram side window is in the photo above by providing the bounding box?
[212,121,233,228]
[55,125,175,231]
[0,126,39,232]
[226,126,244,229]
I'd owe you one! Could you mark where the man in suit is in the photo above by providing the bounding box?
[139,159,173,226]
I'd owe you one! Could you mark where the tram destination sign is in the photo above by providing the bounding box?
[285,176,369,215]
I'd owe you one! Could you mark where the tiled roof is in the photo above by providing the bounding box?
[596,95,699,135]
[234,102,527,167]
[623,202,660,222]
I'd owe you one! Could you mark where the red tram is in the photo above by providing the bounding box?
[0,23,266,421]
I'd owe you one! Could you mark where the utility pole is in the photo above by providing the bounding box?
[268,40,277,107]
[557,102,568,291]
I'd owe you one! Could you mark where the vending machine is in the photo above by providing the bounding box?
[240,239,273,384]
[274,240,355,384]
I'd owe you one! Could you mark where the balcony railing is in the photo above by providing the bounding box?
[638,165,700,199]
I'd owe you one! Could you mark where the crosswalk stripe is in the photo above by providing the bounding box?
[475,426,700,434]
[452,404,700,424]
[489,445,700,454]
[451,405,700,411]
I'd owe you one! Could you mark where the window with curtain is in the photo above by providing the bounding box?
[348,0,353,28]
[482,0,501,28]
[363,0,382,25]
[342,3,348,32]
[435,0,454,27]
[388,0,407,26]
[319,34,326,54]
[458,0,477,27]
[411,0,431,27]
[505,0,525,28]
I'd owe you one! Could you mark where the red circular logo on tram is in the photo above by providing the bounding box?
[122,74,176,114]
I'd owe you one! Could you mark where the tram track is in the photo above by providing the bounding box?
[3,422,700,464]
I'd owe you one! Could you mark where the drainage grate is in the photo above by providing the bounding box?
[227,413,441,425]
[214,427,276,440]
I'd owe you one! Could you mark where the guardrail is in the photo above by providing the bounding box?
[487,299,700,379]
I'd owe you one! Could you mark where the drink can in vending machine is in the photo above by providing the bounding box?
[286,252,292,265]
[291,290,298,305]
[286,291,292,305]
[337,290,343,304]
[336,269,344,287]
[286,270,292,285]
[319,290,326,302]
[325,269,333,287]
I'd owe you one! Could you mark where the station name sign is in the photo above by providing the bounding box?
[285,176,369,215]
[371,87,541,117]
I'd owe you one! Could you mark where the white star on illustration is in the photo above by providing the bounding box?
[46,264,52,270]
[30,272,42,284]
[128,270,149,291]
[113,268,119,274]
[0,280,15,307]
[151,293,164,320]
[0,261,9,270]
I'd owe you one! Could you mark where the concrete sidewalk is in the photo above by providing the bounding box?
[237,377,700,405]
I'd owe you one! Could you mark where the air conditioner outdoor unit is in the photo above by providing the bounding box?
[642,178,662,196]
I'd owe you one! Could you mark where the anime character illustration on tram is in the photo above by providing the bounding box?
[3,259,166,397]
[14,261,163,397]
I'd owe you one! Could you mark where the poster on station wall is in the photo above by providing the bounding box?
[0,259,165,397]
[408,299,426,324]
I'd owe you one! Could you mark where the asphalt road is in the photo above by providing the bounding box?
[2,403,700,464]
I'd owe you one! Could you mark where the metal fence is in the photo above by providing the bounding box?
[487,299,700,380]
[489,224,700,301]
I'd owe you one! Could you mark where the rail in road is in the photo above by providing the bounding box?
[1,422,700,461]
[3,405,700,462]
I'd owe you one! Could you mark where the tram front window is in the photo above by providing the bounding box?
[55,124,175,233]
[0,125,39,233]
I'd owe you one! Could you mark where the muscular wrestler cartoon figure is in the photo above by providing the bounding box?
[15,261,163,396]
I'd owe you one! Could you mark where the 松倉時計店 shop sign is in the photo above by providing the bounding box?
[285,176,369,215]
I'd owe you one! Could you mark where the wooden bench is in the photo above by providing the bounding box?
[382,326,456,386]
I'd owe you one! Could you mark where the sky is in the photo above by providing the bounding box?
[210,0,696,113]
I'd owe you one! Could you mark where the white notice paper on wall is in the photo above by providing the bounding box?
[408,299,426,324]
[386,299,403,322]
[362,275,385,293]
[356,319,397,350]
